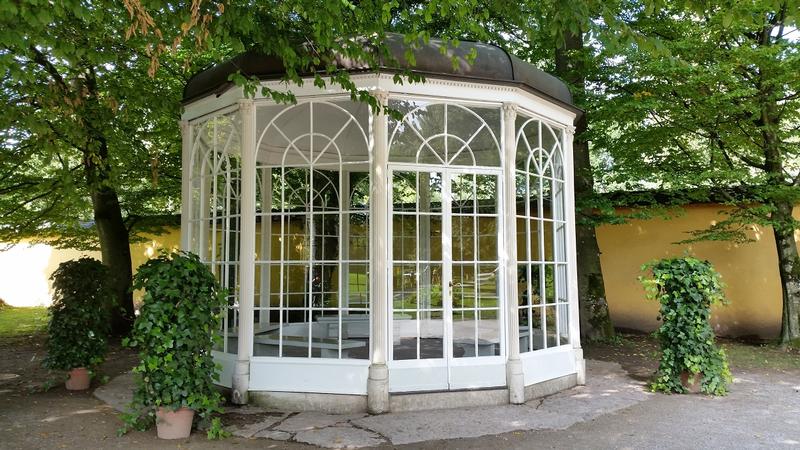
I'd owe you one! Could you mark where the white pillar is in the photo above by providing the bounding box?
[179,121,192,251]
[563,124,585,385]
[233,99,257,403]
[502,103,525,403]
[368,90,390,413]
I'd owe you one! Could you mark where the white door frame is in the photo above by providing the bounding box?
[387,163,507,392]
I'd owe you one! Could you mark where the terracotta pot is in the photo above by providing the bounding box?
[156,407,194,439]
[65,367,90,391]
[680,371,702,394]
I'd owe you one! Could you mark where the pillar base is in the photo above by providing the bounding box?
[231,359,250,405]
[506,358,525,404]
[367,363,389,414]
[574,348,586,385]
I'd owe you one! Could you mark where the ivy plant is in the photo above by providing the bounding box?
[640,256,732,395]
[43,257,112,372]
[121,250,228,439]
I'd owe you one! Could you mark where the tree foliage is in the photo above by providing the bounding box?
[593,0,800,343]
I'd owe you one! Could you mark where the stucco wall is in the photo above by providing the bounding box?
[596,204,792,339]
[0,229,180,307]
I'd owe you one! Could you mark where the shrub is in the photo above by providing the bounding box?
[122,250,227,438]
[43,257,112,371]
[641,256,732,395]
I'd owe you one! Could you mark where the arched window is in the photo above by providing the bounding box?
[188,110,242,354]
[388,101,501,167]
[515,116,569,353]
[252,100,371,359]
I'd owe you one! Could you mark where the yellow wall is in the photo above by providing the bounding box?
[0,230,180,307]
[597,204,791,339]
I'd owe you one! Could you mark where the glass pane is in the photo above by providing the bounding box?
[419,310,444,359]
[393,311,417,360]
[419,172,443,214]
[528,174,540,218]
[392,172,417,212]
[282,168,310,209]
[477,216,498,261]
[349,173,370,210]
[451,174,476,213]
[310,263,338,308]
[451,216,475,261]
[419,263,443,309]
[531,306,546,350]
[393,214,417,261]
[311,310,340,358]
[281,311,310,357]
[527,218,541,261]
[312,214,339,261]
[477,264,499,309]
[348,213,369,260]
[515,172,527,216]
[545,305,557,348]
[342,310,370,359]
[477,310,500,356]
[392,263,417,311]
[518,307,531,353]
[476,175,498,214]
[345,263,369,309]
[544,264,556,304]
[452,264,476,309]
[283,264,309,308]
[558,303,570,346]
[452,310,476,358]
[284,215,310,261]
[312,170,340,211]
[422,215,442,261]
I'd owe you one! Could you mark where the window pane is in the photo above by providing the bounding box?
[419,310,444,359]
[452,264,476,309]
[452,310,476,358]
[477,310,500,356]
[393,311,418,360]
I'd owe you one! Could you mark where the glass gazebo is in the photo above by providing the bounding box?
[180,35,585,413]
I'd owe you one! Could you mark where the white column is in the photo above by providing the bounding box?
[502,103,525,403]
[233,99,257,403]
[368,90,390,413]
[179,121,192,251]
[563,124,585,385]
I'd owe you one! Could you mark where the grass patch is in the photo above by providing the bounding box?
[721,340,800,372]
[0,306,48,339]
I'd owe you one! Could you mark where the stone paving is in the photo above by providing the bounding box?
[94,360,653,448]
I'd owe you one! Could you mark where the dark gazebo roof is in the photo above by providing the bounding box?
[183,34,578,113]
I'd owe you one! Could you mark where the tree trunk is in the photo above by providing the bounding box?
[91,184,135,335]
[555,31,615,340]
[771,201,800,345]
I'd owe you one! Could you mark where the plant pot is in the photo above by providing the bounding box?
[65,367,90,390]
[156,407,194,439]
[680,371,702,394]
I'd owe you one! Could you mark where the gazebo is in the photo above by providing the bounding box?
[179,35,585,413]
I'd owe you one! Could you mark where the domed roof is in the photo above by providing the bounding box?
[183,33,577,112]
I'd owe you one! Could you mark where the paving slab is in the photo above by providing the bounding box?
[275,411,367,432]
[294,425,386,448]
[253,429,293,440]
[92,371,135,414]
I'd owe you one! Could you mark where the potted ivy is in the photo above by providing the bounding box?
[122,251,227,439]
[44,257,111,390]
[641,256,732,395]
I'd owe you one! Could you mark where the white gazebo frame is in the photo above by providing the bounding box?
[180,73,585,413]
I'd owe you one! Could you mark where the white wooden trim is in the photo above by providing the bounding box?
[563,126,582,350]
[179,120,192,250]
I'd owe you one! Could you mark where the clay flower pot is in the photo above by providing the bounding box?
[65,367,90,391]
[156,407,195,439]
[680,371,702,394]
